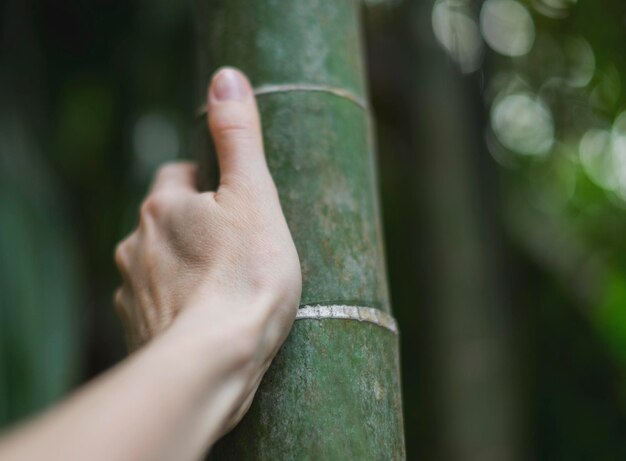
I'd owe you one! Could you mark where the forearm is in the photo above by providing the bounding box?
[0,67,300,461]
[0,313,244,461]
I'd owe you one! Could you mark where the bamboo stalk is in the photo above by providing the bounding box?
[401,0,520,458]
[194,1,405,458]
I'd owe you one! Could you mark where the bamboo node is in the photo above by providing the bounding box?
[196,83,368,118]
[296,304,398,334]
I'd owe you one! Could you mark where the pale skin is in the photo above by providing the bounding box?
[0,67,302,460]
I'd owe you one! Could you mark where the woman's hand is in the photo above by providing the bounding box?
[0,68,301,461]
[113,67,302,435]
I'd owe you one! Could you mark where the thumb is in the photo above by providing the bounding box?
[207,67,272,193]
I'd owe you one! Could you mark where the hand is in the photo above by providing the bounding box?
[113,67,302,436]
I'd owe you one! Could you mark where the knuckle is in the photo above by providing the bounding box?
[113,288,126,314]
[211,112,256,139]
[140,192,171,220]
[113,288,123,307]
[139,242,158,271]
[139,199,156,220]
[114,241,129,269]
[156,162,181,179]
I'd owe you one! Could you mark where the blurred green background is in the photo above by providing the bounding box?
[2,0,626,459]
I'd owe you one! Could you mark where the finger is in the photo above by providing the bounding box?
[114,236,135,283]
[207,67,273,192]
[115,226,139,263]
[149,161,198,194]
[113,288,131,328]
[114,288,139,353]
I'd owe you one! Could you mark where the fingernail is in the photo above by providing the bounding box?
[211,68,247,101]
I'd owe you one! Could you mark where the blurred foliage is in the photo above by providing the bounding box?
[0,0,193,425]
[407,0,626,458]
[2,0,626,459]
[0,112,82,422]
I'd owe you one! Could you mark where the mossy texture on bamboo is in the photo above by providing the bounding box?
[261,93,389,309]
[194,0,366,101]
[211,320,404,460]
[196,0,405,458]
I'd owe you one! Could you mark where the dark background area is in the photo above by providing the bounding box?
[2,0,626,459]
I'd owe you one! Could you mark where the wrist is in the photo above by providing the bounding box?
[143,318,247,447]
[158,295,263,376]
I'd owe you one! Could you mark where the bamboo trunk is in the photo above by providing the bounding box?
[402,1,520,458]
[194,1,405,459]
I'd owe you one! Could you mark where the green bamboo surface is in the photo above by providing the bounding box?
[195,0,405,458]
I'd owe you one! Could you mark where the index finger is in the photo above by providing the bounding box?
[150,161,198,194]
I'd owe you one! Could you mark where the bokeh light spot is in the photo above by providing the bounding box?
[480,0,535,57]
[563,36,595,88]
[491,92,555,156]
[432,0,483,73]
[579,114,626,201]
[532,0,578,18]
[579,128,613,189]
[610,113,626,199]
